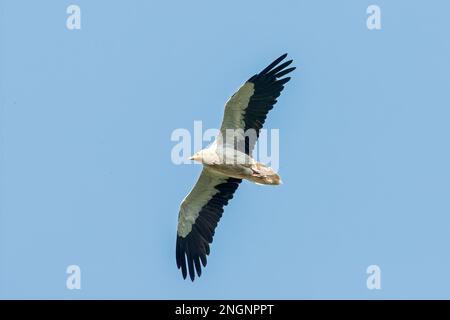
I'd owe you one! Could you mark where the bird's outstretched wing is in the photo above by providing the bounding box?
[176,169,241,281]
[220,53,295,154]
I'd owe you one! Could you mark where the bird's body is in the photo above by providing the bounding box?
[176,54,295,281]
[192,142,281,185]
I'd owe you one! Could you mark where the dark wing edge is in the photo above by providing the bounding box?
[176,177,242,281]
[244,53,296,154]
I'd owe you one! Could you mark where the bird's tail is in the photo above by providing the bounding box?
[249,163,282,185]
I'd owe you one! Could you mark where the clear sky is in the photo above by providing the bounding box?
[1,0,450,299]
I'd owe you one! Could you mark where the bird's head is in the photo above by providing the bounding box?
[189,151,203,163]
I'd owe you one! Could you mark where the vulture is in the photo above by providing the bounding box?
[176,53,295,281]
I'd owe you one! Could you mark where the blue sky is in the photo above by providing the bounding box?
[1,0,450,299]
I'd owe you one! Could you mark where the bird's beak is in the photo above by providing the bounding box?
[189,155,195,161]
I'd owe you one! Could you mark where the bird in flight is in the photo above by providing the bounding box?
[176,53,295,281]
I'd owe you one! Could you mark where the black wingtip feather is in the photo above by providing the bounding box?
[267,60,293,77]
[176,238,188,279]
[258,53,288,76]
[275,66,296,78]
[276,77,291,86]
